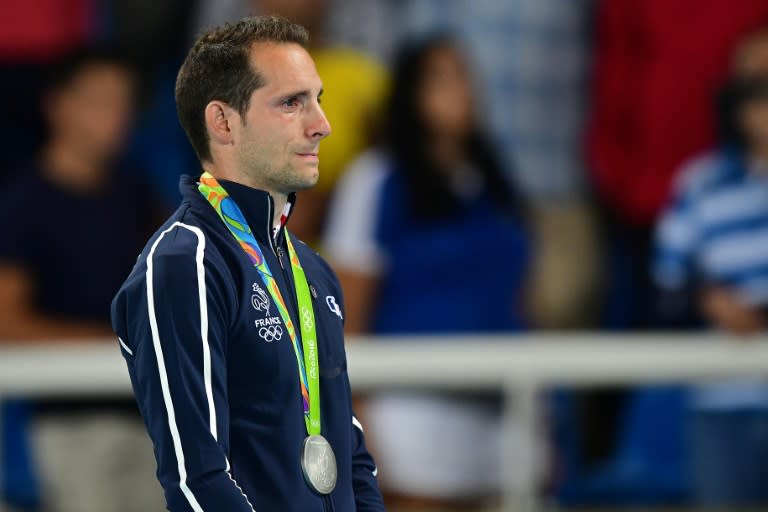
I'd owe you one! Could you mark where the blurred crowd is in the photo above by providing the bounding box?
[1,0,768,511]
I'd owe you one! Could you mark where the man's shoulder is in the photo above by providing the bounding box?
[112,202,238,316]
[137,203,228,270]
[114,204,234,307]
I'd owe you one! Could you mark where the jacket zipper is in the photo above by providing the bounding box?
[276,245,285,270]
[267,196,288,271]
[266,197,281,265]
[276,245,301,320]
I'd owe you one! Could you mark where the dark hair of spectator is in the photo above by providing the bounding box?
[176,15,309,162]
[717,77,768,148]
[385,34,523,221]
[45,47,136,96]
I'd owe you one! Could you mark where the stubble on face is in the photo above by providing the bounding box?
[236,123,319,196]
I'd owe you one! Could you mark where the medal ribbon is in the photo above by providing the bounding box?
[198,172,321,435]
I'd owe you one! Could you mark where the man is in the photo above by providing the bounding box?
[111,16,384,511]
[0,48,164,512]
[653,27,768,506]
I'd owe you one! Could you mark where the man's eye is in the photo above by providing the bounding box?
[282,97,300,110]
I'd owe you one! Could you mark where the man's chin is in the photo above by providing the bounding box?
[283,171,319,194]
[300,174,320,190]
[303,167,320,187]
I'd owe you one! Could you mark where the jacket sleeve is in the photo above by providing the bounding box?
[112,223,255,512]
[349,409,385,512]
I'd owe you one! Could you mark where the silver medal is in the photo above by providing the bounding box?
[301,435,337,495]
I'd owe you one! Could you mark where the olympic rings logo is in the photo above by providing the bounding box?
[301,306,314,331]
[258,325,283,342]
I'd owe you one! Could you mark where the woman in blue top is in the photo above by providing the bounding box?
[323,35,531,509]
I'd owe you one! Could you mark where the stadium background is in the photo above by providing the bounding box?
[1,0,768,511]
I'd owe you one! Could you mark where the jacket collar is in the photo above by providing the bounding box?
[180,174,296,248]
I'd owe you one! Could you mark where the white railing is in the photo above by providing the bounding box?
[1,334,767,511]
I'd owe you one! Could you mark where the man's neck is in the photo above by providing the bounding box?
[204,166,288,228]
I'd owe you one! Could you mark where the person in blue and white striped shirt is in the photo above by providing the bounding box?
[653,27,768,507]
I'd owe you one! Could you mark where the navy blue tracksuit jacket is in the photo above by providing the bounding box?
[111,176,384,512]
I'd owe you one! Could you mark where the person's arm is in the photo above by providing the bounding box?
[652,160,709,326]
[322,150,390,334]
[288,187,330,247]
[0,264,113,340]
[335,270,379,334]
[700,285,766,335]
[112,224,255,512]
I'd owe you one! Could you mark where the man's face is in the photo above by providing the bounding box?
[737,36,768,78]
[418,45,474,141]
[741,95,768,149]
[233,42,331,195]
[48,63,135,162]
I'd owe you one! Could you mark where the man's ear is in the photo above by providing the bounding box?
[204,100,239,148]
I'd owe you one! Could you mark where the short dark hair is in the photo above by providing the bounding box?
[717,26,768,148]
[385,34,525,220]
[718,76,768,148]
[46,46,135,95]
[175,15,309,162]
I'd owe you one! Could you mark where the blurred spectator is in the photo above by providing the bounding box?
[0,48,164,511]
[394,0,601,330]
[323,35,531,508]
[568,4,768,501]
[398,0,592,201]
[0,0,93,181]
[0,48,161,338]
[588,0,768,328]
[653,27,768,506]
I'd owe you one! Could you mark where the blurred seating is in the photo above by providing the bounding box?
[554,387,688,506]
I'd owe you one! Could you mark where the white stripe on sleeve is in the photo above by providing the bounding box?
[192,225,217,440]
[147,222,207,512]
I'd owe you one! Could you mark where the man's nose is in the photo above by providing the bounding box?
[307,104,331,140]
